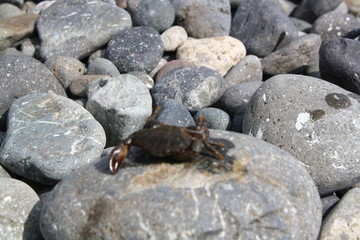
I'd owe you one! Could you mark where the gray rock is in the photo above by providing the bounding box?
[261,34,322,76]
[0,47,22,57]
[292,0,343,23]
[45,56,86,88]
[126,71,154,89]
[0,163,10,178]
[169,0,231,38]
[0,178,41,240]
[231,0,298,57]
[231,108,246,133]
[243,74,360,195]
[20,38,40,57]
[318,188,360,239]
[40,130,322,240]
[0,0,23,6]
[156,99,195,127]
[224,55,263,89]
[321,194,339,217]
[0,55,66,130]
[194,108,231,130]
[86,57,120,78]
[151,66,225,112]
[319,38,360,94]
[0,93,106,185]
[130,0,175,33]
[290,17,312,33]
[37,0,132,60]
[28,0,56,14]
[69,75,111,98]
[0,3,23,19]
[106,26,164,73]
[86,75,152,146]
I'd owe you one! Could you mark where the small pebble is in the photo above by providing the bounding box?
[69,75,111,98]
[0,3,23,18]
[86,57,120,78]
[194,108,231,130]
[160,26,188,52]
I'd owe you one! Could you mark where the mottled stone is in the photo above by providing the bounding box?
[160,26,188,51]
[37,0,132,60]
[86,57,120,78]
[177,36,246,76]
[156,99,195,127]
[0,93,106,184]
[155,59,196,81]
[243,74,360,195]
[194,107,231,130]
[69,75,111,98]
[40,130,322,240]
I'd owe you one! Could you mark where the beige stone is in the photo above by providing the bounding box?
[160,26,188,52]
[346,0,360,14]
[177,36,246,76]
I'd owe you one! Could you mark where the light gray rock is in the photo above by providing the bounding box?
[243,74,360,195]
[126,71,154,89]
[40,130,322,240]
[86,75,152,146]
[86,57,120,77]
[0,3,23,19]
[0,178,41,240]
[0,163,10,178]
[0,93,106,185]
[194,107,231,130]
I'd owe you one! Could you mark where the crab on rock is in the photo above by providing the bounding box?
[109,107,225,174]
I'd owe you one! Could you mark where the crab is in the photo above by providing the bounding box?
[109,107,225,174]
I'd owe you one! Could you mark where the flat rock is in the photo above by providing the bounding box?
[261,34,322,76]
[160,26,188,52]
[151,66,225,112]
[319,38,360,94]
[0,93,106,184]
[106,26,164,73]
[318,188,360,240]
[231,0,298,57]
[177,36,246,76]
[40,130,321,240]
[243,74,360,195]
[0,55,66,129]
[37,0,132,60]
[156,99,195,127]
[0,13,38,50]
[86,75,152,146]
[86,57,120,78]
[194,107,231,130]
[0,178,41,240]
[169,0,231,38]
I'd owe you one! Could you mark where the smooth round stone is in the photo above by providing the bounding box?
[170,0,231,38]
[194,108,231,130]
[160,26,188,51]
[290,17,312,33]
[0,93,106,184]
[177,36,246,76]
[155,59,196,81]
[28,1,56,14]
[224,55,263,89]
[156,99,195,127]
[37,0,132,60]
[0,178,41,240]
[86,57,120,78]
[319,38,360,94]
[321,194,339,217]
[40,130,321,240]
[86,75,152,146]
[243,74,360,195]
[292,0,343,23]
[45,56,86,88]
[107,26,164,73]
[151,66,225,112]
[130,0,175,33]
[0,3,23,18]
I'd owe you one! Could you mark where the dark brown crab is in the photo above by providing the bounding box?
[109,107,225,174]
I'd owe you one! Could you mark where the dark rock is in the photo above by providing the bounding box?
[243,74,360,195]
[0,93,106,184]
[290,17,312,33]
[231,108,246,133]
[194,107,231,130]
[37,0,132,60]
[86,57,120,78]
[169,0,231,38]
[321,194,339,217]
[292,0,343,23]
[106,26,164,73]
[40,130,322,240]
[261,34,322,76]
[151,66,225,112]
[0,55,66,130]
[156,99,195,127]
[231,0,298,57]
[319,38,360,94]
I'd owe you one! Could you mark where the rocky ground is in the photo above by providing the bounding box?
[0,0,360,239]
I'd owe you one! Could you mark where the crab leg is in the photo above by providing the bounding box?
[203,141,225,160]
[109,143,130,174]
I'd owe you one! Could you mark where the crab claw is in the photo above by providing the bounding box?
[109,144,129,174]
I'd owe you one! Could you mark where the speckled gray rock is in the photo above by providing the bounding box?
[130,0,175,33]
[37,0,132,60]
[243,74,360,195]
[0,178,41,240]
[45,56,86,88]
[0,93,106,184]
[0,164,10,178]
[169,0,231,38]
[156,99,195,127]
[318,188,360,240]
[292,0,343,23]
[0,3,23,19]
[231,0,298,57]
[0,55,66,129]
[86,57,120,78]
[106,26,164,73]
[194,108,231,130]
[40,130,321,240]
[261,34,322,76]
[224,55,263,89]
[86,75,152,146]
[319,38,360,94]
[151,66,225,112]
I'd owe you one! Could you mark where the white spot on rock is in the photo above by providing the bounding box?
[295,112,310,131]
